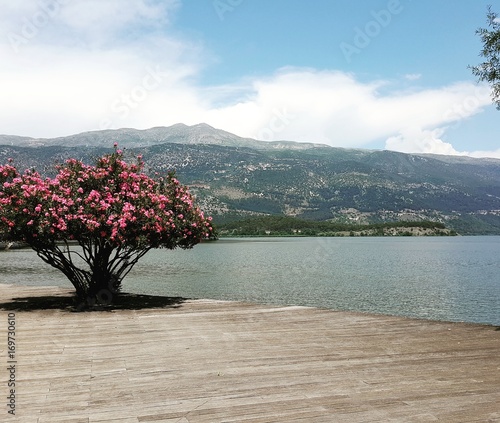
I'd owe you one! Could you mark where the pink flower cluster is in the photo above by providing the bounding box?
[0,149,214,249]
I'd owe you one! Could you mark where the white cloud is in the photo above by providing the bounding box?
[0,2,497,159]
[2,0,179,49]
[404,73,422,81]
[204,69,386,144]
[202,70,493,153]
[385,127,463,156]
[0,0,205,137]
[56,0,180,48]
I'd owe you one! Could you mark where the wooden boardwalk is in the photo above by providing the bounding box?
[1,283,499,423]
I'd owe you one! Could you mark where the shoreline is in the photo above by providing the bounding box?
[1,282,499,328]
[1,283,500,422]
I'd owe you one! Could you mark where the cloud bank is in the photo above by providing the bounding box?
[0,0,498,158]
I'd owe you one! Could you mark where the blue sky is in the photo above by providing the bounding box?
[1,0,499,157]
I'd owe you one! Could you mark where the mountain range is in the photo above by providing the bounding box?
[1,123,500,234]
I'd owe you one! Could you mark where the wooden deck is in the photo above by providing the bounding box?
[1,283,499,422]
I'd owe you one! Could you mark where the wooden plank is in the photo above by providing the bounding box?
[1,283,499,422]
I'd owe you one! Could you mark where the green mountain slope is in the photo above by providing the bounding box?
[1,125,500,234]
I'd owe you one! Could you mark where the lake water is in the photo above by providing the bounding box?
[1,237,499,326]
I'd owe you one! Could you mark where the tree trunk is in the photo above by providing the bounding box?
[69,246,119,310]
[34,243,142,311]
[74,269,122,310]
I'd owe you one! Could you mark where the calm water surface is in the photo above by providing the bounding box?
[1,237,499,325]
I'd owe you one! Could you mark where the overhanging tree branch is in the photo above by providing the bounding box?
[470,6,500,109]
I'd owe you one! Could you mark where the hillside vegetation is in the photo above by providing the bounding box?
[1,124,500,234]
[217,215,456,237]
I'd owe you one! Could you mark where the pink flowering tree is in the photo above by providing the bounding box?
[0,147,215,309]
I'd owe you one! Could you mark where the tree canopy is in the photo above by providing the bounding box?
[0,146,215,309]
[470,6,500,109]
